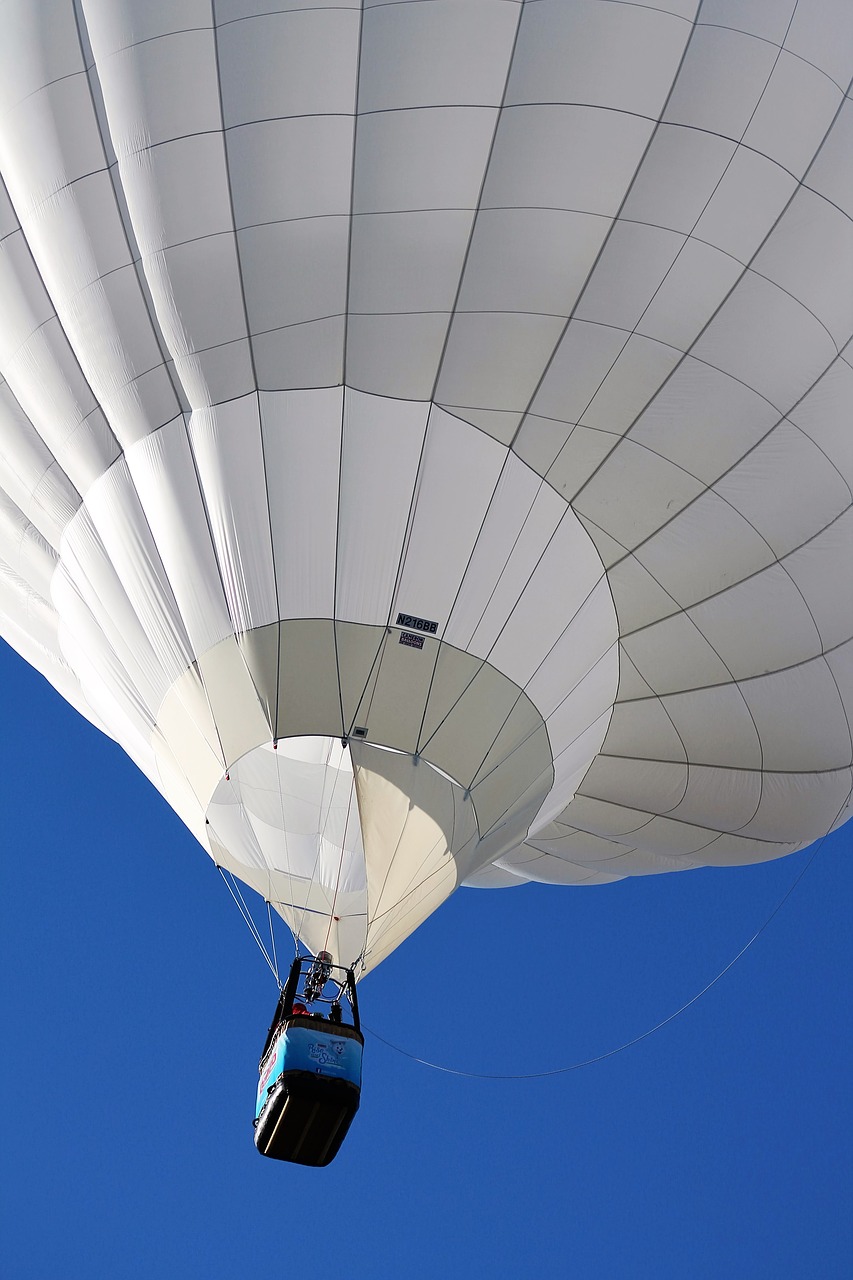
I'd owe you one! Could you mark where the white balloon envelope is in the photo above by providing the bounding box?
[0,0,850,971]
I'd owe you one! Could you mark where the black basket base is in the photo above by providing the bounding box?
[254,1073,360,1167]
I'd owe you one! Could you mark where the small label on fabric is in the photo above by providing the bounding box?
[399,631,425,650]
[396,612,438,634]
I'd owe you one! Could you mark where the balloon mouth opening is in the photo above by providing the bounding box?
[204,734,471,906]
[208,734,367,887]
[204,732,483,971]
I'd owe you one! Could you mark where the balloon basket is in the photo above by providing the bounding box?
[253,956,363,1166]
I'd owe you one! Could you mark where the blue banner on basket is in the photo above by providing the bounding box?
[256,1025,363,1116]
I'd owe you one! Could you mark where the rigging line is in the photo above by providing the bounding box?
[266,898,280,986]
[272,738,299,954]
[363,830,833,1081]
[216,866,278,981]
[227,869,274,969]
[294,735,339,947]
[229,870,272,962]
[323,767,357,953]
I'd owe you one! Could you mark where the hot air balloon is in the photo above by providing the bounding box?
[1,0,851,1163]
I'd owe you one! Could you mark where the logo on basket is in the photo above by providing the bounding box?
[259,1056,276,1093]
[309,1039,346,1068]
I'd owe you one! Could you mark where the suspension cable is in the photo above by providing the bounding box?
[323,768,357,952]
[294,735,338,946]
[266,898,280,986]
[217,866,279,982]
[271,740,299,954]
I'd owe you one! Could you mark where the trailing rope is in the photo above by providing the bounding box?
[215,796,847,1079]
[363,834,834,1080]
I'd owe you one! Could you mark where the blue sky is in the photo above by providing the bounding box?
[1,638,850,1280]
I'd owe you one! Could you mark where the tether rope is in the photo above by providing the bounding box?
[216,810,846,1079]
[363,833,833,1080]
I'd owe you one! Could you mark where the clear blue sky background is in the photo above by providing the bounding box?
[1,639,850,1280]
